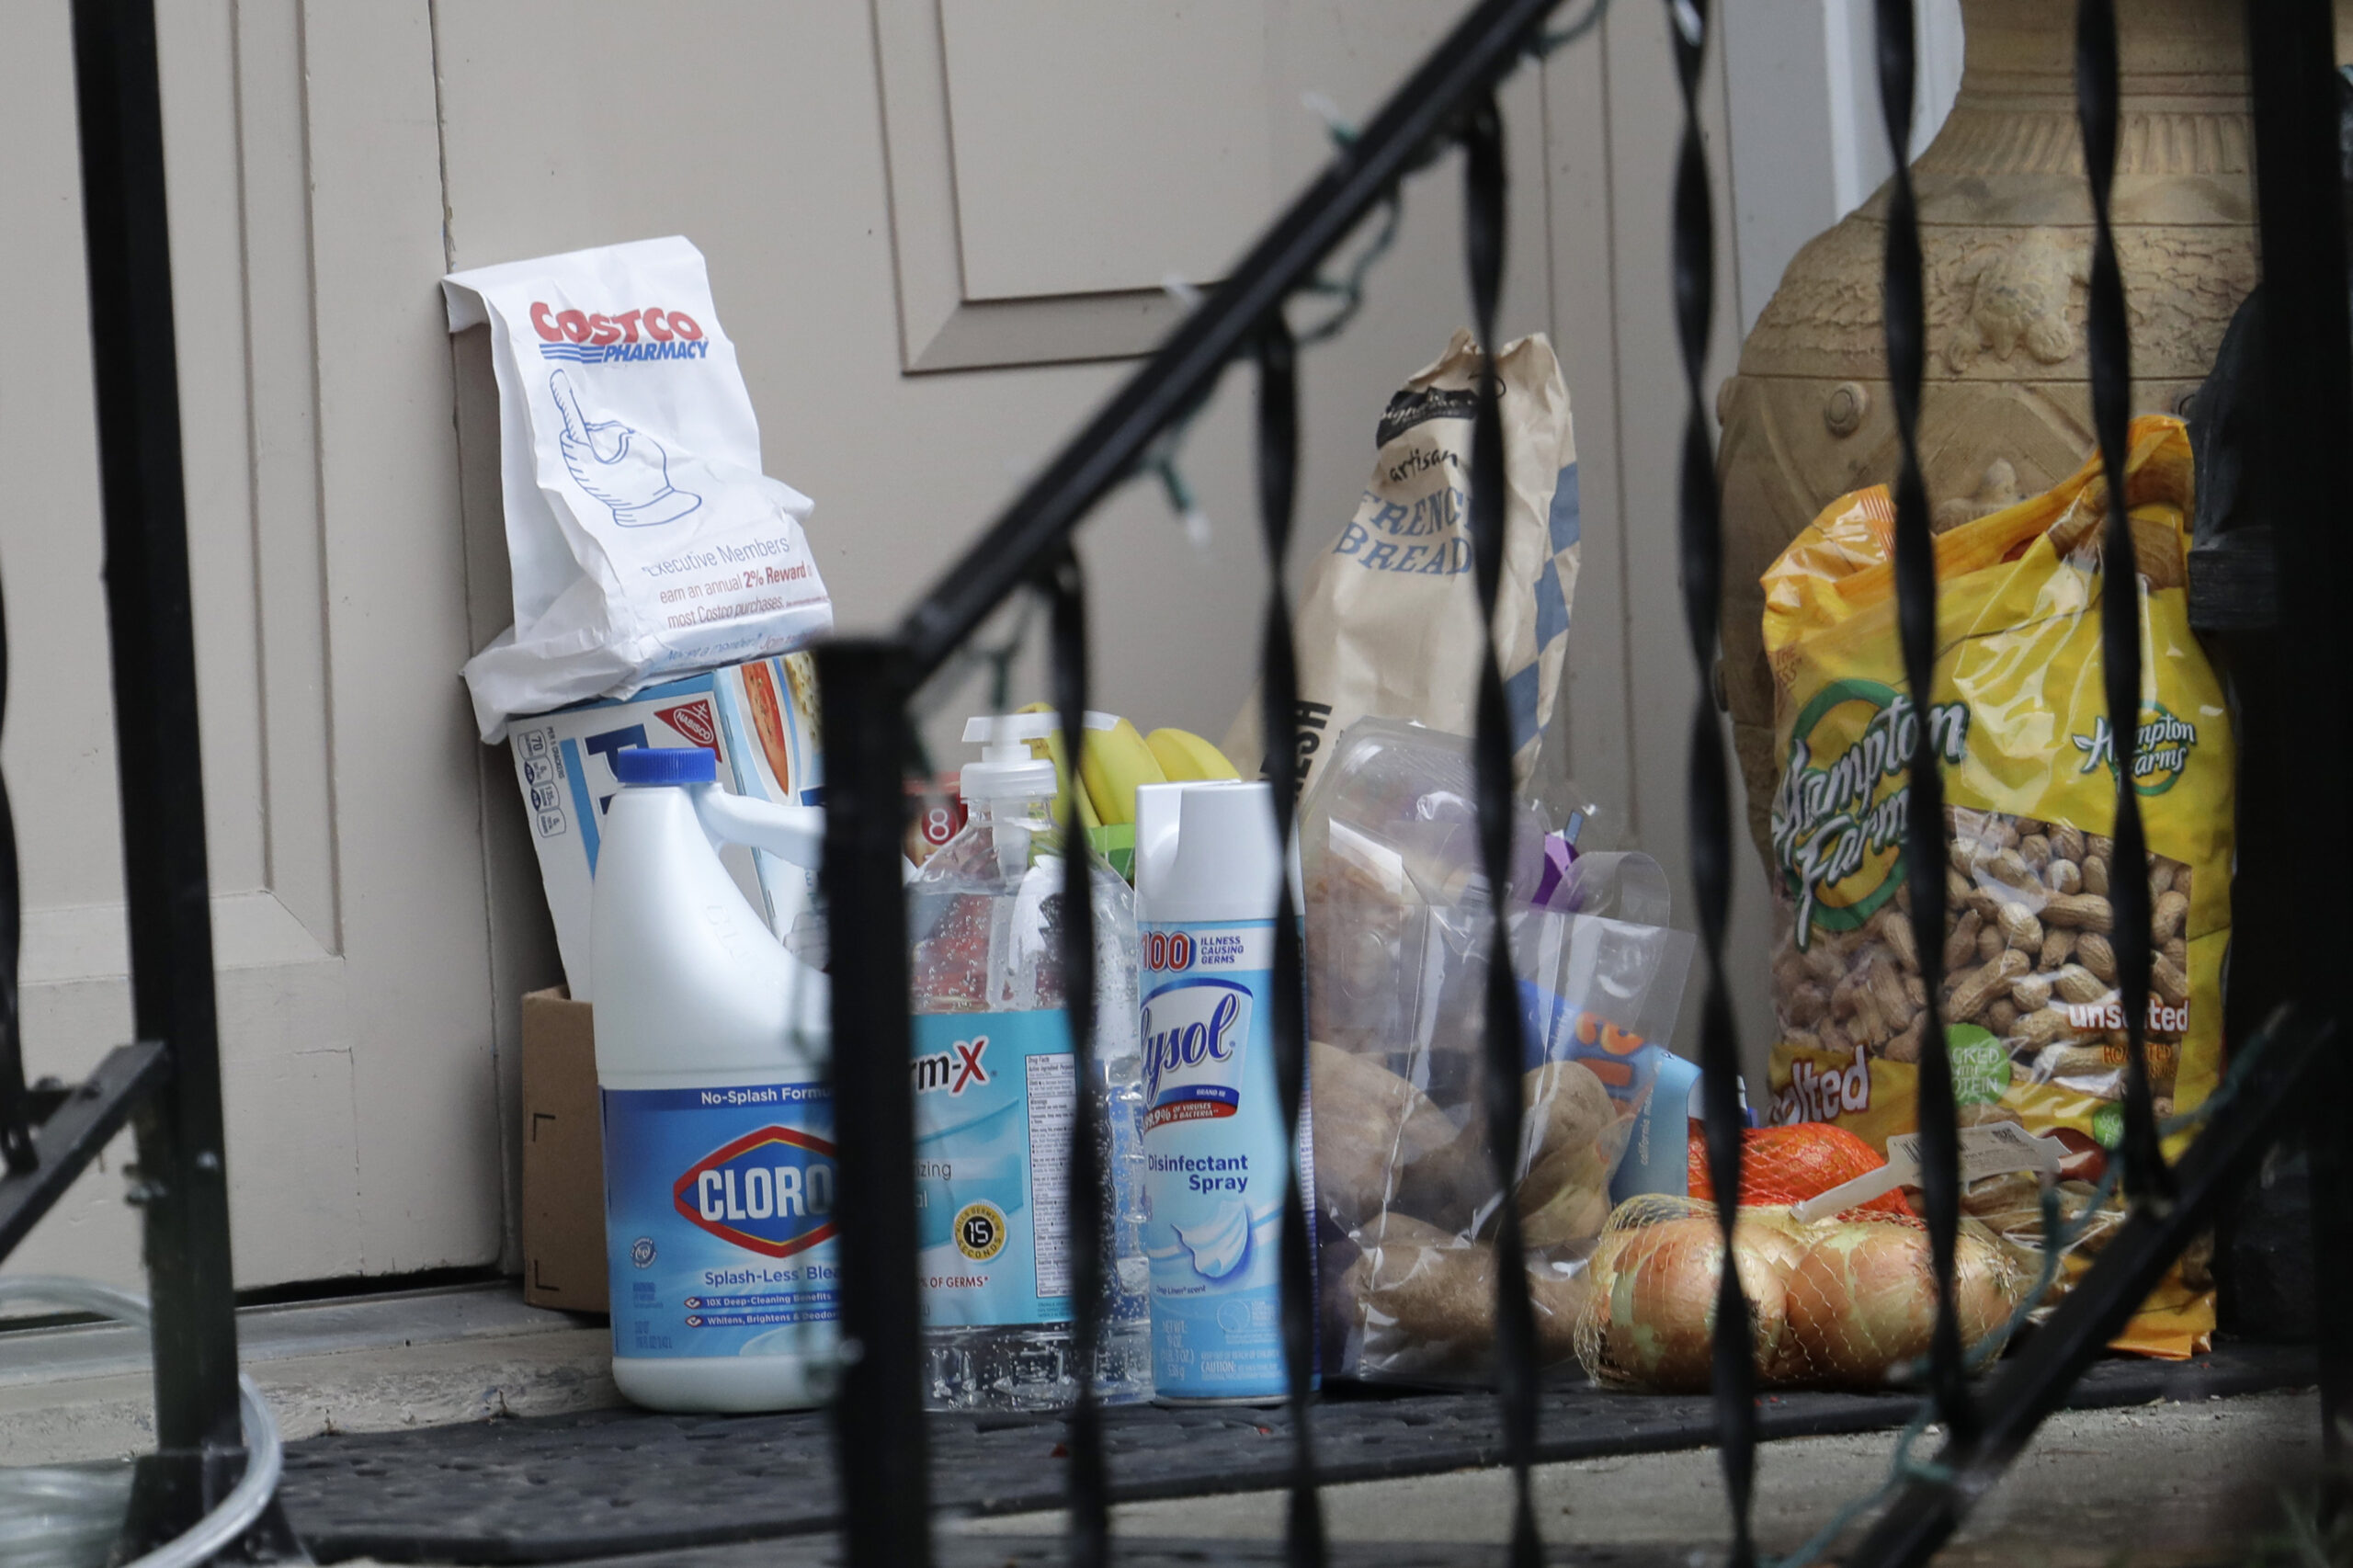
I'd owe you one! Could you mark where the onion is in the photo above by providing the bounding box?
[1593,1216,1788,1392]
[1783,1221,2015,1386]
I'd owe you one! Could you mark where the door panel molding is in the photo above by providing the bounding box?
[872,0,1222,370]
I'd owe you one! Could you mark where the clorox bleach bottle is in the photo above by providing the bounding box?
[1131,779,1315,1404]
[905,714,1150,1410]
[592,745,838,1413]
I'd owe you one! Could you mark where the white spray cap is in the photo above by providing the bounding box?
[1137,779,1302,923]
[958,710,1115,803]
[1131,780,1188,922]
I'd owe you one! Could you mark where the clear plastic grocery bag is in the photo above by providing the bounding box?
[1300,720,1695,1381]
[445,237,832,742]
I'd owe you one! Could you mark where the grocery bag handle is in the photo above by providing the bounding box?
[1789,1122,2066,1225]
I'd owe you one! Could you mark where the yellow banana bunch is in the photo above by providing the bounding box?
[1145,728,1241,783]
[1014,704,1102,832]
[1013,705,1176,825]
[1077,717,1165,825]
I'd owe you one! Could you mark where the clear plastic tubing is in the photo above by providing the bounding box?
[0,1277,281,1568]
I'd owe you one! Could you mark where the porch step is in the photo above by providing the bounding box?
[0,1281,614,1465]
[275,1339,2315,1566]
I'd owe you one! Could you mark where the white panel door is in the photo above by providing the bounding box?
[2,0,1793,1293]
[2,0,509,1290]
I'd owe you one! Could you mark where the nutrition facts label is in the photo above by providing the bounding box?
[1025,1053,1075,1301]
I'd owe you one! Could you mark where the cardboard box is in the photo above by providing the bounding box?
[521,987,607,1312]
[508,652,823,999]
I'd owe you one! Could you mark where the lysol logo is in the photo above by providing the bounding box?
[1142,979,1249,1131]
[672,1126,837,1257]
[530,301,711,364]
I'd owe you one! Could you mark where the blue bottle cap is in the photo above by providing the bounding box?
[609,746,717,786]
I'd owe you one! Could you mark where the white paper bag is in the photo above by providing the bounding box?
[444,236,833,742]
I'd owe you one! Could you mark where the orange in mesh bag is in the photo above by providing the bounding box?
[1685,1122,1909,1213]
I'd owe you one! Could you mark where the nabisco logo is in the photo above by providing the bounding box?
[1142,979,1250,1132]
[672,1126,837,1258]
[656,700,719,750]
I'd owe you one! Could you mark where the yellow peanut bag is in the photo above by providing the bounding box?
[1760,415,2231,1358]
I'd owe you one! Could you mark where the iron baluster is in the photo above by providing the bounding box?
[1455,90,1544,1568]
[0,562,24,1176]
[1250,315,1327,1568]
[815,639,931,1568]
[2075,0,2172,1211]
[1870,0,1971,1438]
[2243,0,2353,1475]
[1664,5,1759,1564]
[66,0,300,1555]
[1047,554,1112,1568]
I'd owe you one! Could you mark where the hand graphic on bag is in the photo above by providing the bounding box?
[550,369,701,528]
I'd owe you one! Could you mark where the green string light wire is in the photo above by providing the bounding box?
[1138,0,1616,541]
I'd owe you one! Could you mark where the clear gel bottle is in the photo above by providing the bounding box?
[906,713,1150,1411]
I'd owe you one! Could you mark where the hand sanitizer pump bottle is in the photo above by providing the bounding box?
[906,714,1150,1410]
[591,746,837,1414]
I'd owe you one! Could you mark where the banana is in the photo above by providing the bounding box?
[1077,717,1165,825]
[1014,704,1102,831]
[1145,728,1241,783]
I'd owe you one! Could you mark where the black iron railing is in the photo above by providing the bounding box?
[9,1,2346,1565]
[819,3,2353,1568]
[0,0,299,1560]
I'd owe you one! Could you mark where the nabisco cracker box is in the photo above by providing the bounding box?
[510,650,822,1000]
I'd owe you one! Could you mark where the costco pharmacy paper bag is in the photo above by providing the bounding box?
[446,236,832,741]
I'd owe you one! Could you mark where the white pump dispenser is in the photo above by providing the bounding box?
[591,745,836,1414]
[956,710,1115,802]
[904,713,1151,1411]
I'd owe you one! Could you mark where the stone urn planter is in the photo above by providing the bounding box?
[1714,0,2347,863]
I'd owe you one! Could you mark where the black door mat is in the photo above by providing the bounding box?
[278,1339,2314,1565]
[571,1537,1727,1568]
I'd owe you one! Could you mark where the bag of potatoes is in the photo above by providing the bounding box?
[1300,720,1696,1382]
[1759,415,2231,1358]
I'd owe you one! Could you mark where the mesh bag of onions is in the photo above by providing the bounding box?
[1573,1195,2028,1392]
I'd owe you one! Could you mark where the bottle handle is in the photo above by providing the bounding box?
[689,785,919,882]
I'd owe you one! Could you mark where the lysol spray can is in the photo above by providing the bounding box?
[1132,780,1314,1405]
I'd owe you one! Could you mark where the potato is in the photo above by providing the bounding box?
[1310,1041,1462,1224]
[1340,1216,1495,1376]
[1343,1211,1597,1374]
[1519,1060,1615,1168]
[1515,1141,1613,1249]
[1528,1262,1593,1366]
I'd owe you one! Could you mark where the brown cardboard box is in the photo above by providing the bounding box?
[521,987,607,1312]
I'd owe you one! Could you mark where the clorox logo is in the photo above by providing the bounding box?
[671,1126,837,1257]
[1142,978,1251,1131]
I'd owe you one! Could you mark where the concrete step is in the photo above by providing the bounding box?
[0,1281,617,1464]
